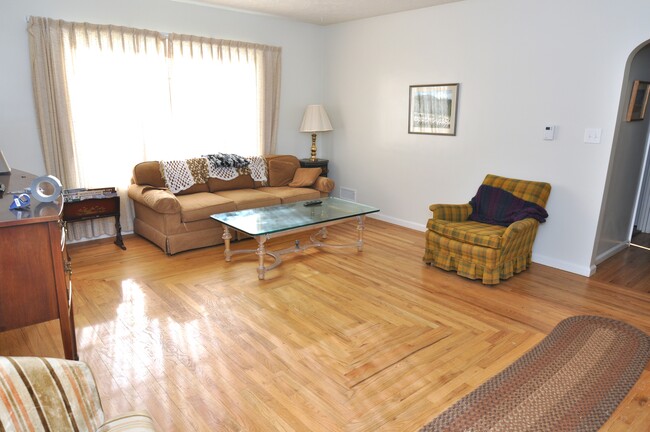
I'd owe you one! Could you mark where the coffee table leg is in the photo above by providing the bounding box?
[357,215,366,252]
[222,226,232,261]
[256,236,268,280]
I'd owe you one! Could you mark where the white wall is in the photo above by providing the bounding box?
[0,0,326,175]
[324,0,650,276]
[5,0,650,276]
[594,43,650,263]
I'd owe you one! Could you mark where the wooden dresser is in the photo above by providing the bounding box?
[0,170,77,360]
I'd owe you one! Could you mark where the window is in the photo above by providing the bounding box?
[29,17,281,239]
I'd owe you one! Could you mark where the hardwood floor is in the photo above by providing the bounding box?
[1,219,649,431]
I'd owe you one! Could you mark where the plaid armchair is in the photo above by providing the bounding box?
[423,174,551,285]
[0,356,157,431]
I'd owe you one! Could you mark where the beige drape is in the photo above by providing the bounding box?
[28,17,281,242]
[28,17,79,188]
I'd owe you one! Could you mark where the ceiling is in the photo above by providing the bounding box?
[173,0,465,25]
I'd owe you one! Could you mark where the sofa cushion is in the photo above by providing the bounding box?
[288,168,322,187]
[257,186,320,203]
[175,183,210,195]
[427,218,506,249]
[176,192,236,223]
[214,189,281,210]
[207,174,255,192]
[132,161,166,187]
[268,159,299,187]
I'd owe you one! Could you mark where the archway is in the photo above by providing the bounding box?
[591,40,650,269]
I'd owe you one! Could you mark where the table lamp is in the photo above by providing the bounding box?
[300,105,333,161]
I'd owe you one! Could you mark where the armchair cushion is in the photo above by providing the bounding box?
[427,219,506,249]
[0,356,104,431]
[0,357,157,432]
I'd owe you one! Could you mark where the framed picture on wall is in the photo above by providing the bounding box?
[408,83,459,135]
[626,80,650,121]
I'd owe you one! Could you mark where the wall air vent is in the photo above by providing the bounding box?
[340,187,356,202]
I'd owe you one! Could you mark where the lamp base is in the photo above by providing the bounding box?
[310,133,318,161]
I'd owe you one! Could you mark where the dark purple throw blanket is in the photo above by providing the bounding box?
[468,184,548,226]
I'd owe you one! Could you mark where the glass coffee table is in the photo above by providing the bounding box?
[211,197,379,279]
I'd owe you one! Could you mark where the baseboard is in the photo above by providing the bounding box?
[593,242,629,266]
[532,253,595,277]
[369,213,426,232]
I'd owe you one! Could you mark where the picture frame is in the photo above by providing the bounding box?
[408,83,459,135]
[626,80,650,122]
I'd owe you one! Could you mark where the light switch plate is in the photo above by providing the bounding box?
[584,128,602,144]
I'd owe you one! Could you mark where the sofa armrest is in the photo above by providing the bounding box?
[312,176,335,194]
[128,184,180,214]
[429,204,472,221]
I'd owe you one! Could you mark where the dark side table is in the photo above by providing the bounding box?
[300,158,329,177]
[63,196,126,250]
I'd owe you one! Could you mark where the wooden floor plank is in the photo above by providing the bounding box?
[1,219,649,431]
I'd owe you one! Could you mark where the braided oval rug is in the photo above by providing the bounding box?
[420,315,650,432]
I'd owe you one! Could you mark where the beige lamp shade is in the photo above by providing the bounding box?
[300,105,332,161]
[300,105,333,133]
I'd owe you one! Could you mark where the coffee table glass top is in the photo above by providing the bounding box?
[211,197,379,236]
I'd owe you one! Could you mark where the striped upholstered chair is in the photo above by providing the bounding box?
[423,174,551,285]
[0,356,156,431]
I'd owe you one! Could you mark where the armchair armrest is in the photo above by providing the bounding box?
[312,176,335,194]
[502,218,538,241]
[0,357,105,431]
[98,412,158,432]
[429,203,472,221]
[500,218,540,260]
[128,184,180,214]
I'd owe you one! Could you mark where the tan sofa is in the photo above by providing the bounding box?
[128,155,334,254]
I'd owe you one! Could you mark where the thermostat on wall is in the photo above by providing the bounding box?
[543,125,555,140]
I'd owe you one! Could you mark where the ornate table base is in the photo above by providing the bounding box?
[222,215,367,280]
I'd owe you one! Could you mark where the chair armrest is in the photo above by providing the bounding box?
[502,218,538,241]
[429,203,472,221]
[500,218,540,260]
[0,357,105,431]
[312,176,335,194]
[97,411,158,432]
[128,184,180,214]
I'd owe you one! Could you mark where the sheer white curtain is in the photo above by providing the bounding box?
[28,17,281,241]
[167,35,258,158]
